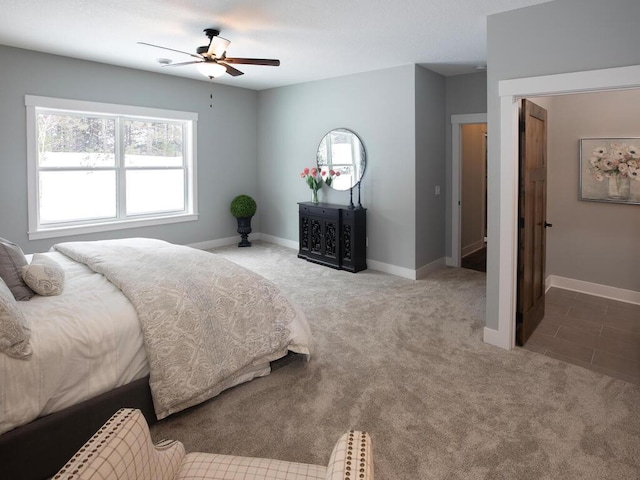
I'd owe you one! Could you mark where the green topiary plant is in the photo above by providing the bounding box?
[230,195,257,247]
[230,194,257,218]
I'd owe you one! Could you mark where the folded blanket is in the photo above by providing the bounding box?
[55,238,311,419]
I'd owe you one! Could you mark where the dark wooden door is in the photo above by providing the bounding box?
[516,99,548,346]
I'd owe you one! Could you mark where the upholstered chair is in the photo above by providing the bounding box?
[52,408,374,480]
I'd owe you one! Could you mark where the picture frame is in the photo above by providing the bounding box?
[579,137,640,205]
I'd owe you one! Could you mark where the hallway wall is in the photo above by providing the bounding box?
[542,90,640,292]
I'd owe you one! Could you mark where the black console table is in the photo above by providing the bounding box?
[298,202,367,272]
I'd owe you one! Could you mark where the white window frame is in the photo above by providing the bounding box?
[25,95,198,240]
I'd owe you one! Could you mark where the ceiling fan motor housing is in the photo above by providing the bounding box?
[203,28,220,39]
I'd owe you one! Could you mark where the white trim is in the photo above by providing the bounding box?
[367,259,417,280]
[260,236,428,280]
[498,65,640,98]
[416,257,446,280]
[25,95,198,240]
[483,327,509,349]
[190,234,303,252]
[26,103,38,239]
[188,235,245,250]
[189,234,296,252]
[450,113,487,267]
[28,213,199,240]
[547,275,640,306]
[461,239,485,258]
[25,95,198,121]
[191,234,443,282]
[487,96,520,351]
[491,64,640,351]
[445,256,456,267]
[260,233,299,250]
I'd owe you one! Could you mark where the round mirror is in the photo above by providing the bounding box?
[316,128,366,191]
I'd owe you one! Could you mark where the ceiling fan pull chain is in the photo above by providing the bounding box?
[210,78,214,108]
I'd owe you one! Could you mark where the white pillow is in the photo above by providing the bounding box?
[0,278,32,359]
[22,254,65,296]
[0,237,35,301]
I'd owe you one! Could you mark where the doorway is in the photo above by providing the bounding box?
[484,64,640,350]
[450,113,487,268]
[460,123,487,272]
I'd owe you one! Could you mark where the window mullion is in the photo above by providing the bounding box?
[116,117,126,219]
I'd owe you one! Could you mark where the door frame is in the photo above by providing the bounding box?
[450,113,487,267]
[485,64,640,350]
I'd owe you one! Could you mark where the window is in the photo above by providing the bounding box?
[26,96,198,239]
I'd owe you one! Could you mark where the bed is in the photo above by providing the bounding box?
[0,238,312,480]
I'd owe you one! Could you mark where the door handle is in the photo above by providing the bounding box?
[544,222,553,228]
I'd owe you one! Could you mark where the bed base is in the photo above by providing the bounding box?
[1,352,302,480]
[0,376,156,480]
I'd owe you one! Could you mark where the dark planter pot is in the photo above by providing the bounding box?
[236,216,253,247]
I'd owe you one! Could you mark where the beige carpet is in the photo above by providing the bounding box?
[150,241,640,479]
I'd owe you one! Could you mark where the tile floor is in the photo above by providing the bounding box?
[523,287,640,385]
[461,247,487,273]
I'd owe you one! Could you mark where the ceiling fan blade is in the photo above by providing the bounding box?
[208,36,231,58]
[161,60,203,68]
[222,57,280,66]
[137,42,202,59]
[220,63,244,77]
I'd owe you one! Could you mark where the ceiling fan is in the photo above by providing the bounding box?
[138,28,280,79]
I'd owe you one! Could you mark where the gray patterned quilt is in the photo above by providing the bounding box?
[54,238,312,419]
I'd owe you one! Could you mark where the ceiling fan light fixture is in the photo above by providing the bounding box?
[196,62,227,78]
[209,37,231,58]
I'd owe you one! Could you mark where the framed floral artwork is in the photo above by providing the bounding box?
[580,138,640,205]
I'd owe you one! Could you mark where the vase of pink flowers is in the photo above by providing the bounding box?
[588,142,639,200]
[300,167,340,204]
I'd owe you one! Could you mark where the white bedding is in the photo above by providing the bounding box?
[0,252,148,435]
[54,238,312,420]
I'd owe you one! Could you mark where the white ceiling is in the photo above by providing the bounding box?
[0,0,552,91]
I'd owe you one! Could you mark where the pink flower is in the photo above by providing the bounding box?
[311,167,317,176]
[335,171,341,176]
[329,169,335,176]
[303,167,310,175]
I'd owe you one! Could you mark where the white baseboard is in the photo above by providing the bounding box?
[416,257,447,280]
[191,234,446,282]
[366,257,446,280]
[366,259,416,280]
[461,240,485,258]
[260,234,422,280]
[483,327,511,349]
[188,236,244,250]
[445,256,456,267]
[190,233,297,251]
[546,274,640,306]
[259,233,299,250]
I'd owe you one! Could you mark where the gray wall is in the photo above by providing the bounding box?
[486,0,640,329]
[257,65,420,270]
[444,72,487,258]
[1,45,451,273]
[542,90,640,291]
[0,45,258,254]
[415,65,446,268]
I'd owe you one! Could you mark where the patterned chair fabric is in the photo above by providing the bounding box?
[53,408,374,480]
[53,408,184,480]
